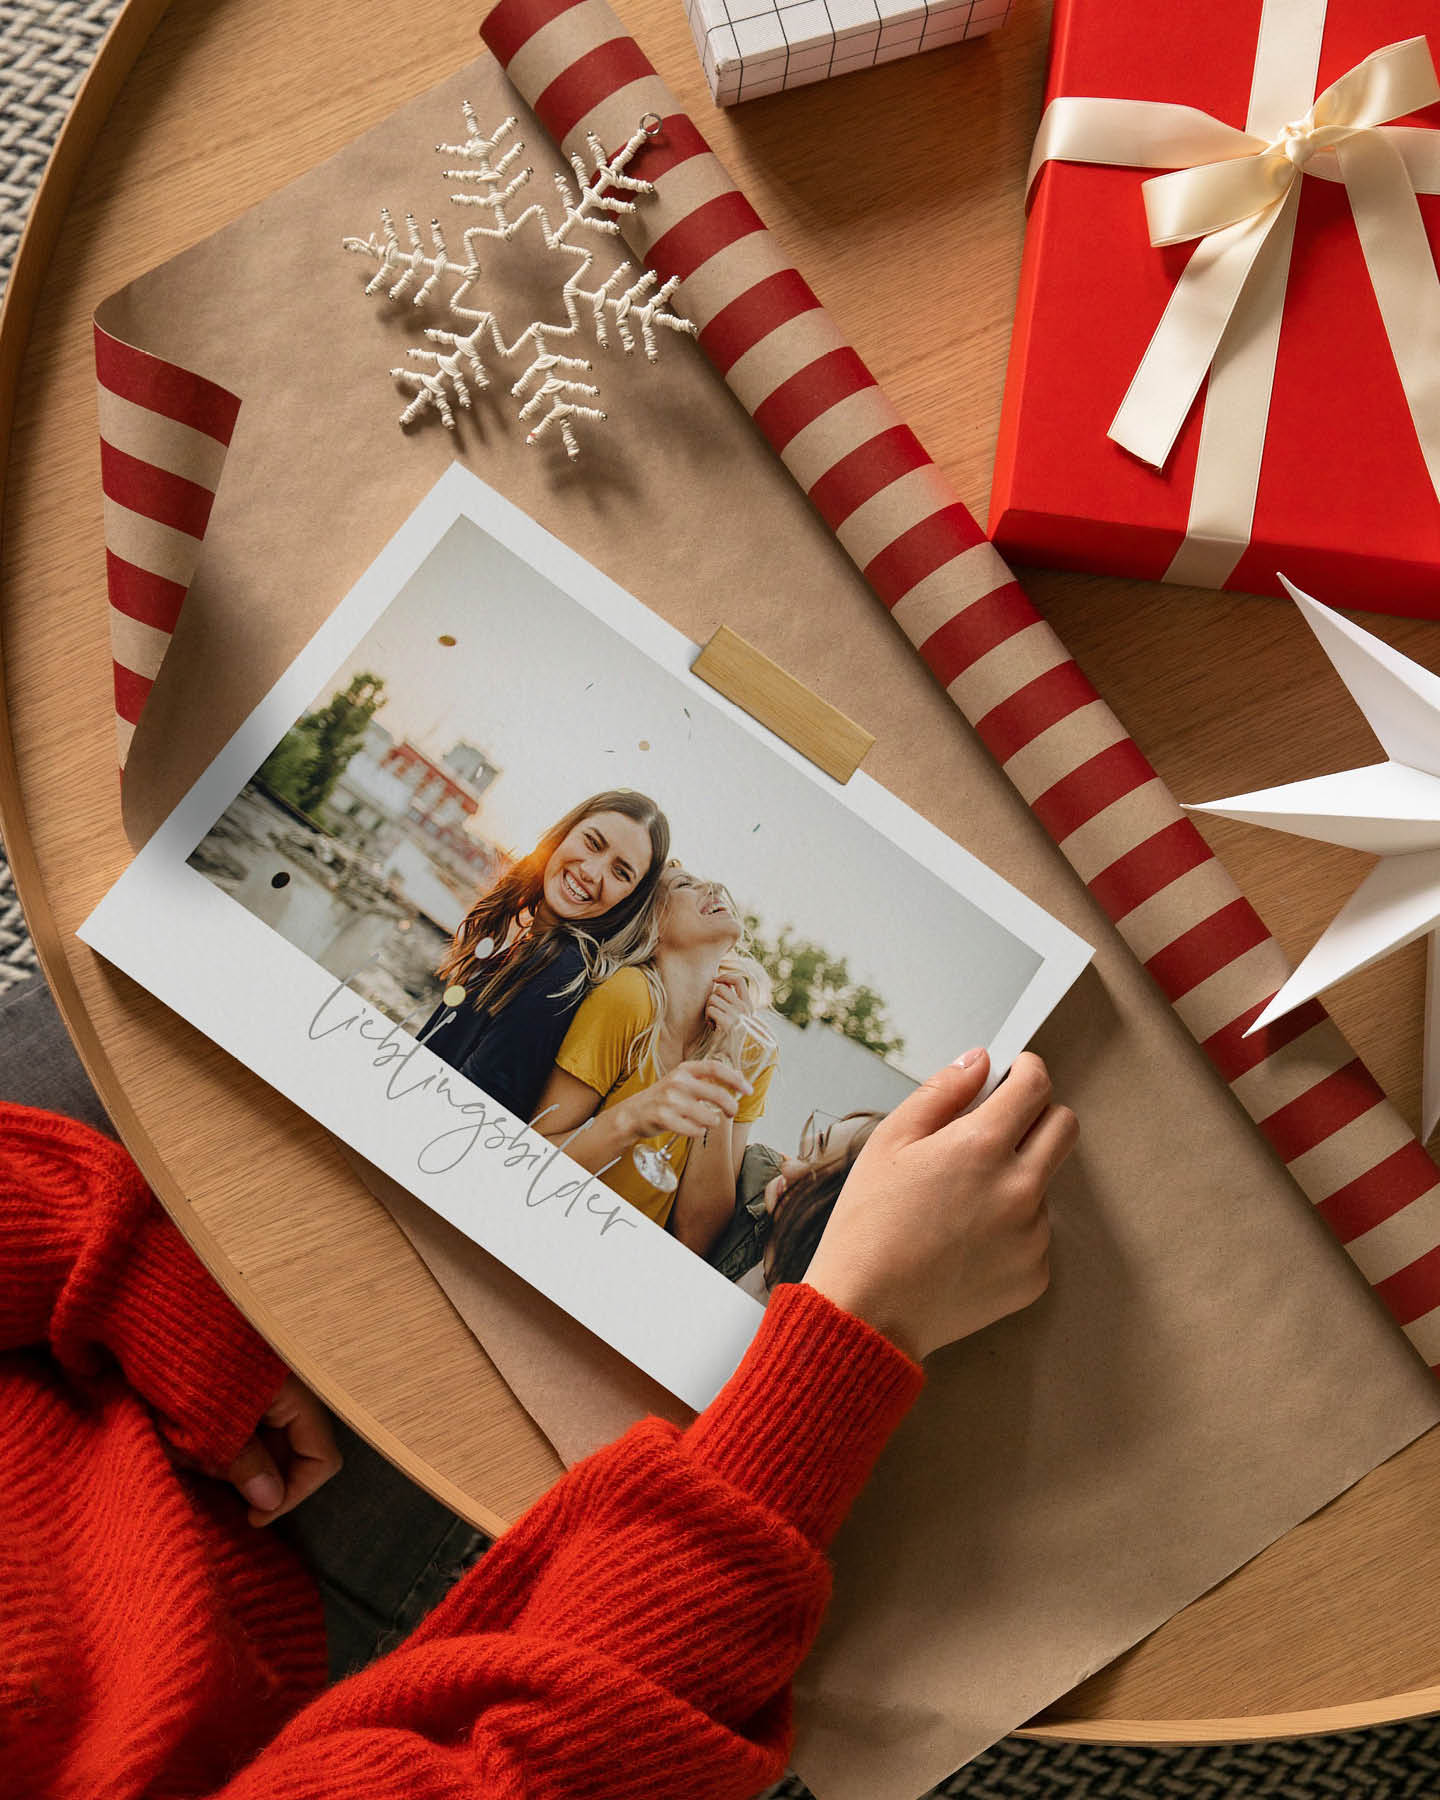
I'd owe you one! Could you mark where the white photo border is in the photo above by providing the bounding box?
[80,466,1092,1408]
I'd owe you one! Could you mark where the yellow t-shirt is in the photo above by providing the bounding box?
[553,966,774,1228]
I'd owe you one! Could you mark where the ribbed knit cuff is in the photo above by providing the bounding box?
[682,1283,923,1549]
[121,1208,290,1472]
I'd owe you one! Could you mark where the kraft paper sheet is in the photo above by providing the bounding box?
[98,53,1440,1800]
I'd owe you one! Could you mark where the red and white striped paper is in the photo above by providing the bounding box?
[94,0,1440,1372]
[96,322,240,769]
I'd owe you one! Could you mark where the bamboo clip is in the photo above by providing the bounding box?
[691,626,875,784]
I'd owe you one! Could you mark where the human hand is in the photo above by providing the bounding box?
[225,1373,344,1527]
[803,1050,1076,1361]
[621,1059,753,1140]
[704,973,747,1039]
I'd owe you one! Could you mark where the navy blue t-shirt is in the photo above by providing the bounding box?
[419,938,589,1123]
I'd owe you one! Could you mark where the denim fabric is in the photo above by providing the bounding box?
[276,1420,489,1682]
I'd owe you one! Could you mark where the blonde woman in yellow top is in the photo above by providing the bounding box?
[532,866,777,1251]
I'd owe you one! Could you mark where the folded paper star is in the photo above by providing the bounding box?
[1187,575,1440,1139]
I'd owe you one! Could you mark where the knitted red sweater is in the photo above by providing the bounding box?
[0,1104,923,1798]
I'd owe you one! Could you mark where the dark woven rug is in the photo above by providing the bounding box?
[2,6,1436,1794]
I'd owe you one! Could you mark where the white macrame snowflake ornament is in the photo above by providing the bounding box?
[343,108,696,458]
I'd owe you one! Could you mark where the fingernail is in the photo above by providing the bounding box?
[953,1047,984,1068]
[242,1472,284,1512]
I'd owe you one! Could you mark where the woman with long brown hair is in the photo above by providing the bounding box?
[419,789,670,1121]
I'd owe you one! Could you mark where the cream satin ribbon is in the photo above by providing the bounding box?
[1028,30,1440,587]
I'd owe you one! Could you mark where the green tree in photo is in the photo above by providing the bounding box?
[743,914,905,1061]
[258,672,387,818]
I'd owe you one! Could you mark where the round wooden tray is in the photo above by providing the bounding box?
[3,0,1439,1745]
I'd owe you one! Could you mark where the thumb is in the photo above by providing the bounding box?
[226,1435,285,1515]
[886,1048,990,1144]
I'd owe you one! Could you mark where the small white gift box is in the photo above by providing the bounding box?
[685,0,1012,104]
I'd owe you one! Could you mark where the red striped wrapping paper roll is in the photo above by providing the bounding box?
[96,322,240,770]
[479,0,1440,1370]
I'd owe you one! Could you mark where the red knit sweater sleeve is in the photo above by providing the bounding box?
[218,1284,923,1800]
[0,1103,288,1471]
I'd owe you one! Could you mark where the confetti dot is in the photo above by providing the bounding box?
[443,984,468,1008]
[437,634,457,647]
[638,740,650,751]
[270,871,291,888]
[473,937,495,959]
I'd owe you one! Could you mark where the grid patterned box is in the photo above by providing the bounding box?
[685,0,1011,104]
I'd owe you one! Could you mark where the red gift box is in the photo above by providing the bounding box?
[987,0,1440,619]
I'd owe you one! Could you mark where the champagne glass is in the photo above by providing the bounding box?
[731,1013,779,1085]
[631,1134,681,1194]
[698,1011,779,1150]
[630,1013,780,1193]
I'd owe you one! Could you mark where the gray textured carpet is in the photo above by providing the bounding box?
[2,3,1437,1793]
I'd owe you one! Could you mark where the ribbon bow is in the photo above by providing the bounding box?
[1030,36,1440,485]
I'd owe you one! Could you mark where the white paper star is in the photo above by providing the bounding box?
[1186,575,1440,1139]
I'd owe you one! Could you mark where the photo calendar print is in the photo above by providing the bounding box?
[81,467,1090,1406]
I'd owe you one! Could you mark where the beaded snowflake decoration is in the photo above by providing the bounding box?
[343,108,696,459]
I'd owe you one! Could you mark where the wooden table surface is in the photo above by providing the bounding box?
[4,0,1440,1746]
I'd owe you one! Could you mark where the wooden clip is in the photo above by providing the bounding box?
[691,626,875,784]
